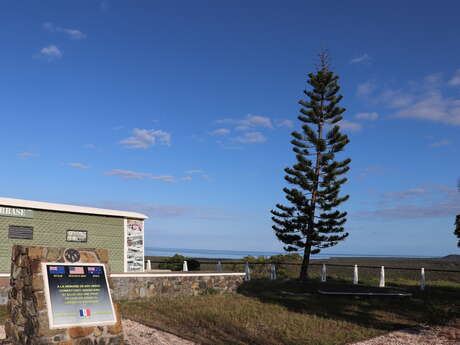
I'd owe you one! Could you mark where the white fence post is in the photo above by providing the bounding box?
[270,264,277,280]
[244,261,251,280]
[321,264,327,282]
[379,266,385,287]
[183,260,188,272]
[353,265,359,285]
[146,260,152,271]
[420,267,425,291]
[216,261,222,272]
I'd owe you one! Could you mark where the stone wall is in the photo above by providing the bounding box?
[5,245,124,345]
[110,273,245,300]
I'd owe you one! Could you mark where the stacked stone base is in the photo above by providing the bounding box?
[5,245,124,345]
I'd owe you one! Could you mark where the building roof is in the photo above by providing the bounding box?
[0,197,148,220]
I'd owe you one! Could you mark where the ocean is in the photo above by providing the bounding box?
[145,247,440,259]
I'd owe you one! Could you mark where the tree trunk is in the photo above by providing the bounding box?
[299,242,312,281]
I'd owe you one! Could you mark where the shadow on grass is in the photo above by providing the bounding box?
[237,278,460,331]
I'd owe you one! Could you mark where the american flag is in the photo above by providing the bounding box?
[69,266,84,274]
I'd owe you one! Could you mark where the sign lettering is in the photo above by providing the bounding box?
[0,207,33,218]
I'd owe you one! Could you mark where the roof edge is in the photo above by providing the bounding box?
[0,197,148,220]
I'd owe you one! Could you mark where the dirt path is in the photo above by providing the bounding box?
[350,323,460,345]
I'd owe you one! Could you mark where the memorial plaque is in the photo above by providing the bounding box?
[42,262,117,329]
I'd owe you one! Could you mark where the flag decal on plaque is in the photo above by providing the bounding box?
[79,309,91,317]
[49,266,65,274]
[87,266,102,275]
[69,266,84,274]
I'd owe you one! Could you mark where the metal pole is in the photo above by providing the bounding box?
[353,264,358,285]
[379,266,385,287]
[244,261,251,280]
[321,264,327,282]
[270,264,277,280]
[420,267,425,291]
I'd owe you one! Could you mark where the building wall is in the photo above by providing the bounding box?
[0,210,125,272]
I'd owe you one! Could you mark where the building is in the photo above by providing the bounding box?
[0,197,148,273]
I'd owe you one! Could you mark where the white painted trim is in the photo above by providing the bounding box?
[41,262,117,329]
[0,197,148,219]
[0,273,10,277]
[123,218,128,273]
[110,272,246,278]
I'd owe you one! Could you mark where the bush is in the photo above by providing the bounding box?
[158,254,201,271]
[187,259,201,271]
[158,254,186,271]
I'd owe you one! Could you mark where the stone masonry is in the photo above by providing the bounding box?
[5,245,124,345]
[111,273,244,300]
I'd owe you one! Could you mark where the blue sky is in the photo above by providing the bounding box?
[1,0,459,256]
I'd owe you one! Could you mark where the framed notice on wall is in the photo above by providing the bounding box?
[42,263,116,329]
[66,230,88,242]
[125,219,144,272]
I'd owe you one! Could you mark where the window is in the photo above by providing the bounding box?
[66,230,88,243]
[8,225,33,240]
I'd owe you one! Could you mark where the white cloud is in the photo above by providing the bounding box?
[377,89,414,108]
[393,90,460,126]
[180,176,193,182]
[67,162,89,169]
[18,152,39,159]
[43,22,86,40]
[356,80,376,96]
[210,128,230,136]
[350,53,370,64]
[217,114,273,131]
[185,170,203,174]
[354,112,379,120]
[276,119,294,128]
[38,45,62,60]
[105,169,176,183]
[430,139,450,147]
[120,128,171,149]
[233,131,267,144]
[338,120,362,132]
[449,68,460,86]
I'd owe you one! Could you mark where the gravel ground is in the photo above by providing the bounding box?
[0,319,197,345]
[350,323,460,345]
[0,320,457,345]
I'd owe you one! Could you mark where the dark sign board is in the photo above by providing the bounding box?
[42,263,116,329]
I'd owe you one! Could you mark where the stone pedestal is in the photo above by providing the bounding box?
[5,245,124,345]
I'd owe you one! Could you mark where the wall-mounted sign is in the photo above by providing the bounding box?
[126,219,144,272]
[66,230,88,243]
[42,263,116,329]
[0,207,33,218]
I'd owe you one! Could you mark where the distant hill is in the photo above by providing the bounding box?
[442,254,460,261]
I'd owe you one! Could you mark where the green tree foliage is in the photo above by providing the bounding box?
[271,53,351,281]
[158,255,201,271]
[455,215,460,247]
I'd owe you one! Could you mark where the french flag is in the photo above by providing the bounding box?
[79,309,91,317]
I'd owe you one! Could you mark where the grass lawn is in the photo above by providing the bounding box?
[120,279,460,345]
[0,279,457,345]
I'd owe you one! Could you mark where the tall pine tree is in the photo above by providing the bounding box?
[271,53,351,281]
[455,178,460,247]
